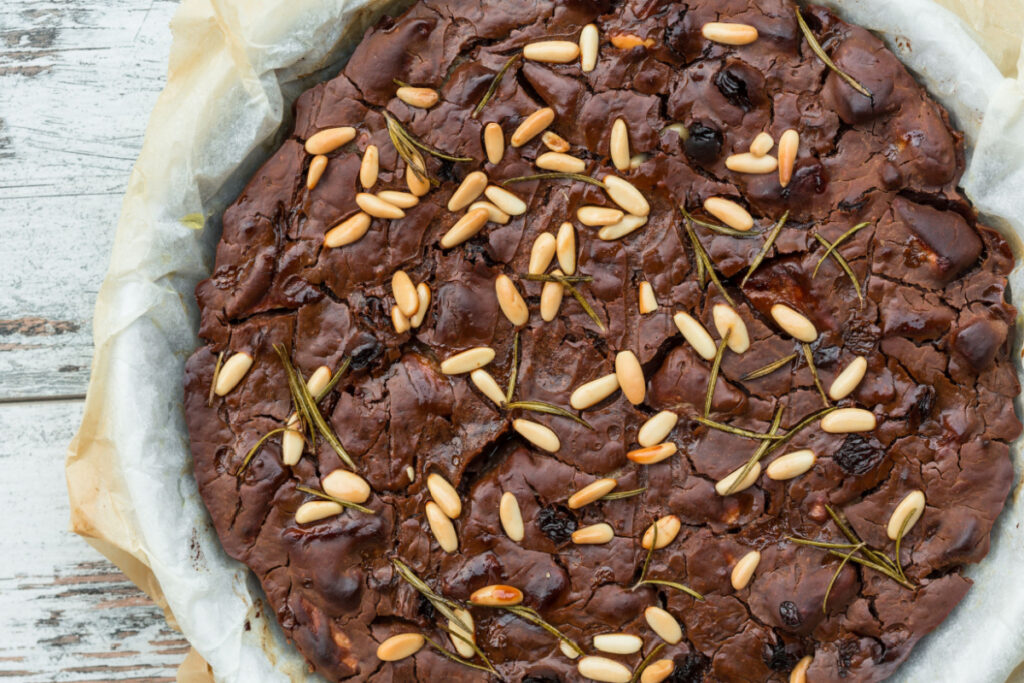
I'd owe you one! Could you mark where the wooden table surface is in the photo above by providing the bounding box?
[1,0,188,679]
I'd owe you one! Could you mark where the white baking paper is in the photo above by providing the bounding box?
[65,0,1024,680]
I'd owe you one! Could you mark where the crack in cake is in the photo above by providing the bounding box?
[184,0,1022,680]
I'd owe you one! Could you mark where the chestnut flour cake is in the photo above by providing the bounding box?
[183,0,1021,681]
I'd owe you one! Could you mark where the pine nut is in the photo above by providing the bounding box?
[644,607,682,644]
[568,478,617,509]
[791,655,812,683]
[603,175,650,217]
[513,418,560,452]
[572,522,615,545]
[765,450,816,481]
[578,205,625,226]
[499,491,525,541]
[704,197,753,231]
[828,356,867,400]
[214,352,253,396]
[470,369,506,406]
[470,584,523,606]
[376,190,420,208]
[610,34,655,49]
[593,633,642,654]
[820,408,877,433]
[406,150,430,196]
[731,550,761,590]
[673,312,716,360]
[407,466,416,482]
[641,659,676,683]
[305,365,332,396]
[638,281,657,314]
[556,222,576,275]
[543,130,571,152]
[749,132,774,156]
[570,373,620,410]
[642,515,681,549]
[425,501,458,552]
[725,152,778,174]
[360,145,379,189]
[391,305,411,333]
[598,214,647,240]
[396,85,438,108]
[540,268,565,321]
[615,350,645,405]
[627,442,677,465]
[609,118,631,171]
[448,171,488,212]
[578,656,631,683]
[770,303,817,342]
[529,233,557,274]
[483,122,505,164]
[322,469,371,503]
[440,207,490,248]
[715,462,762,495]
[468,200,510,224]
[376,633,425,662]
[630,153,648,169]
[495,274,529,326]
[304,126,355,155]
[448,608,476,658]
[778,129,799,188]
[392,270,419,318]
[638,411,678,447]
[701,22,759,45]
[325,212,371,248]
[561,640,580,659]
[427,473,462,518]
[410,283,431,328]
[357,192,405,219]
[281,428,305,466]
[295,500,342,524]
[536,151,586,173]
[484,185,527,215]
[511,107,555,147]
[306,154,327,190]
[524,40,580,63]
[887,490,926,540]
[440,347,495,375]
[580,23,599,72]
[712,304,751,353]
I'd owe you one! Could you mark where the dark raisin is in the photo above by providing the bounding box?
[762,639,798,672]
[536,505,578,545]
[464,242,499,267]
[436,160,458,184]
[417,594,436,621]
[684,122,722,165]
[784,158,829,195]
[663,10,695,61]
[909,385,936,427]
[779,600,803,627]
[833,435,884,475]
[811,343,841,368]
[714,68,752,110]
[837,639,859,677]
[349,339,383,370]
[667,652,711,683]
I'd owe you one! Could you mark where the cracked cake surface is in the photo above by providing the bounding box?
[183,1,1021,681]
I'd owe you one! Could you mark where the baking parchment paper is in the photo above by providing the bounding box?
[64,0,1024,680]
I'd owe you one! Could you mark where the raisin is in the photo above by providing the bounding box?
[833,435,884,475]
[537,505,578,544]
[786,158,829,195]
[714,68,752,110]
[812,344,841,369]
[909,385,936,426]
[417,594,436,621]
[664,10,695,61]
[667,653,711,683]
[762,638,798,672]
[779,601,803,627]
[837,639,859,677]
[684,122,722,165]
[349,339,383,370]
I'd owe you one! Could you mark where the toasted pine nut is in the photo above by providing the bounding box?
[610,118,630,171]
[537,151,586,173]
[791,655,813,683]
[470,368,506,406]
[448,609,476,658]
[627,442,677,465]
[638,411,678,448]
[570,373,620,410]
[325,212,371,248]
[712,304,751,353]
[468,200,510,224]
[598,214,647,240]
[778,129,799,188]
[528,233,557,276]
[593,633,642,654]
[322,469,372,503]
[410,283,431,328]
[887,490,926,540]
[715,462,762,495]
[499,491,525,541]
[750,132,774,156]
[638,281,657,314]
[440,347,495,375]
[495,274,529,326]
[540,268,565,321]
[641,659,676,683]
[572,522,615,545]
[470,584,523,606]
[642,515,681,549]
[427,473,461,518]
[448,171,488,212]
[731,550,761,590]
[610,34,655,49]
[704,197,753,231]
[556,222,576,275]
[726,152,778,174]
[568,478,617,509]
[295,500,342,524]
[392,270,419,318]
[440,207,490,248]
[542,130,571,152]
[376,190,419,208]
[828,356,867,400]
[615,350,645,405]
[281,428,305,466]
[577,205,625,226]
[484,185,527,215]
[561,640,580,659]
[305,365,332,396]
[406,150,430,196]
[305,126,355,155]
[357,192,405,219]
[770,303,817,342]
[578,656,631,683]
[673,312,716,360]
[483,122,505,164]
[511,107,555,147]
[306,154,328,190]
[765,450,816,481]
[644,607,682,644]
[701,22,759,45]
[391,305,411,333]
[820,408,876,433]
[603,175,650,217]
[513,418,560,452]
[215,352,253,396]
[396,86,438,108]
[376,633,424,662]
[425,501,458,552]
[580,23,599,72]
[359,145,379,189]
[524,40,581,63]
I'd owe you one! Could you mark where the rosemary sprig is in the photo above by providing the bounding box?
[500,605,583,656]
[761,406,836,459]
[741,353,797,381]
[506,331,519,403]
[600,487,647,501]
[802,343,830,408]
[704,330,731,417]
[504,400,593,429]
[680,205,760,239]
[893,514,912,584]
[633,579,705,601]
[683,219,735,306]
[822,542,864,613]
[384,112,473,163]
[392,78,412,88]
[385,114,430,182]
[724,403,785,495]
[422,635,496,675]
[742,211,789,285]
[521,273,593,284]
[207,350,225,406]
[812,233,862,302]
[295,485,374,514]
[551,272,604,330]
[630,643,666,683]
[235,427,288,476]
[695,416,786,441]
[472,53,521,118]
[813,222,870,277]
[825,506,900,577]
[315,356,351,403]
[501,172,606,189]
[795,9,872,98]
[631,524,657,590]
